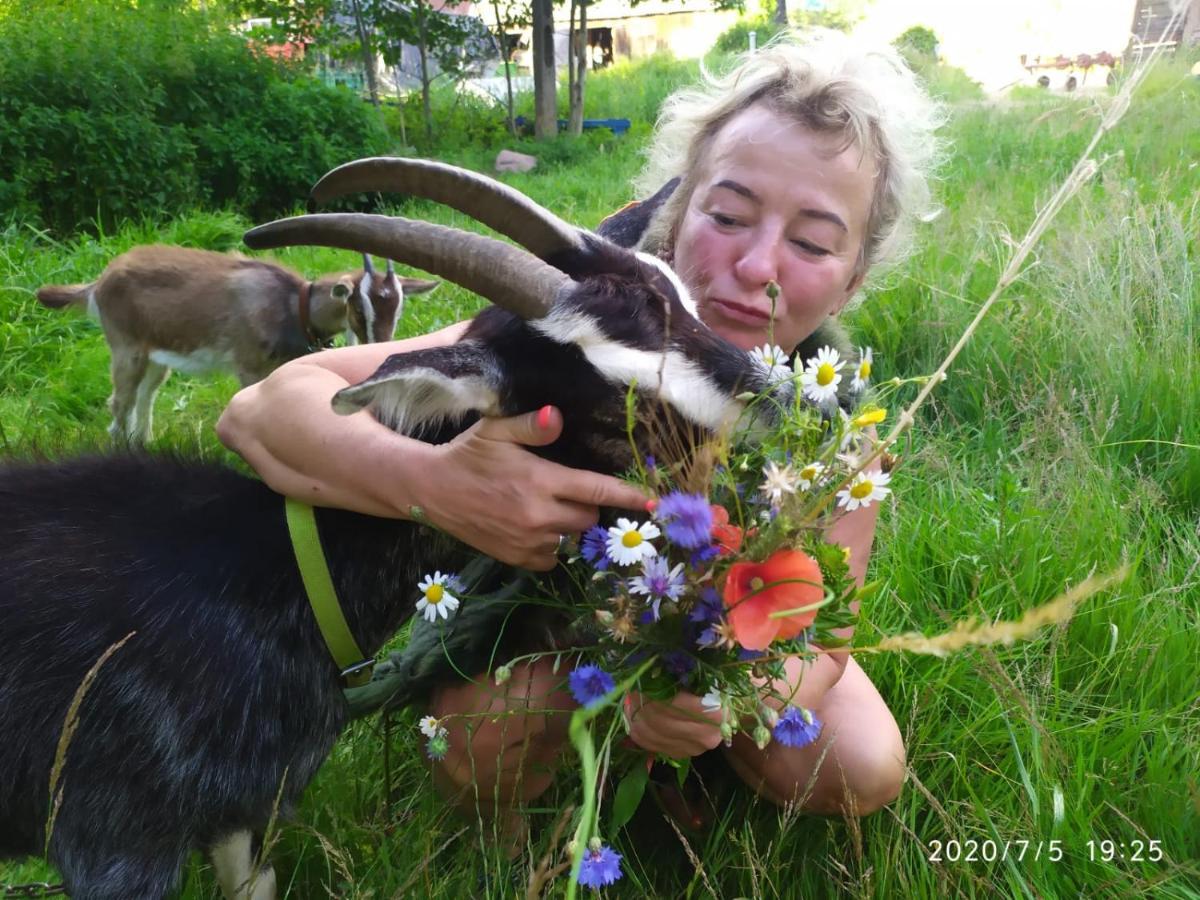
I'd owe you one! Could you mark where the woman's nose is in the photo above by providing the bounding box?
[733,233,781,286]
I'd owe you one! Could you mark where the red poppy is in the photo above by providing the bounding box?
[710,505,744,556]
[722,549,824,650]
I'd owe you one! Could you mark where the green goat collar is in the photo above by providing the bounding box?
[285,498,374,688]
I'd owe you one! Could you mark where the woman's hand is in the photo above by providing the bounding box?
[416,406,650,571]
[626,691,725,758]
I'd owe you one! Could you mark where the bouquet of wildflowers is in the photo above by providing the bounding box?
[549,337,897,890]
[406,326,909,892]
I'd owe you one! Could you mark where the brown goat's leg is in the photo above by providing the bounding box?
[106,345,149,443]
[130,360,170,443]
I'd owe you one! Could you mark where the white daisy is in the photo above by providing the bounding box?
[416,571,460,622]
[605,518,660,566]
[749,343,792,385]
[800,345,845,404]
[796,461,826,491]
[759,459,800,505]
[851,347,873,393]
[836,471,893,512]
[418,715,442,738]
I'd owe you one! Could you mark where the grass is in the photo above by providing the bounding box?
[1,56,1198,898]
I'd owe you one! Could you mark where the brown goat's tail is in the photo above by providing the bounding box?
[36,283,93,310]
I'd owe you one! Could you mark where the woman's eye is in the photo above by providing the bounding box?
[710,213,740,227]
[792,239,830,257]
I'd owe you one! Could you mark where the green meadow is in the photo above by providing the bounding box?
[2,54,1198,899]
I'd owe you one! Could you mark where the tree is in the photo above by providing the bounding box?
[373,0,490,140]
[565,0,588,135]
[531,0,556,139]
[348,0,381,105]
[236,0,380,103]
[488,0,531,137]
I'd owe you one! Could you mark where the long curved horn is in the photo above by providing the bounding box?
[309,157,588,263]
[244,214,570,319]
[362,253,375,275]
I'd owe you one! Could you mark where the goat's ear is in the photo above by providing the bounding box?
[331,342,504,435]
[400,277,439,296]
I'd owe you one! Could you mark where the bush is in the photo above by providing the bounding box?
[893,25,939,66]
[579,53,699,125]
[911,61,986,102]
[0,1,391,235]
[712,17,786,56]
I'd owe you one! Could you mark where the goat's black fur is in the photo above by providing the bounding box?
[0,454,468,897]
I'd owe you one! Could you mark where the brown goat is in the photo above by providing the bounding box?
[36,245,437,442]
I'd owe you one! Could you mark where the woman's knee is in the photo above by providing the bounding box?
[835,727,906,815]
[428,657,572,796]
[752,730,904,816]
[744,659,907,816]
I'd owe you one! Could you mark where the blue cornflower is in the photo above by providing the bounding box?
[629,556,685,621]
[580,524,611,571]
[645,454,656,470]
[568,664,615,708]
[629,556,686,600]
[654,491,713,549]
[689,587,723,624]
[738,648,765,662]
[662,650,696,683]
[773,706,823,748]
[689,542,719,570]
[577,844,623,889]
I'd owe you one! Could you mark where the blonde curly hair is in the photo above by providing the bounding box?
[636,30,946,278]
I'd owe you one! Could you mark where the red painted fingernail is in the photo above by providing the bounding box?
[537,405,553,430]
[645,498,658,513]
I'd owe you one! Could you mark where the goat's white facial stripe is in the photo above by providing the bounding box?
[387,273,403,320]
[532,310,742,430]
[358,271,375,336]
[636,251,698,320]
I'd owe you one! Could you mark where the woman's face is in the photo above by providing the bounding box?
[672,104,876,354]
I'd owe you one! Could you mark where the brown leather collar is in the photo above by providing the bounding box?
[297,281,322,350]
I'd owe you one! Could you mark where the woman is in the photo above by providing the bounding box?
[218,31,943,838]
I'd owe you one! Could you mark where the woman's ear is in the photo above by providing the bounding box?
[833,271,866,315]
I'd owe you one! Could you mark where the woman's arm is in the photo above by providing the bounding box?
[216,321,650,570]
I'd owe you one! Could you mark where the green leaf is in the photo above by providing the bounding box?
[610,764,649,833]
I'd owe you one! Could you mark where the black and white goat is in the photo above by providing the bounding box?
[36,246,437,442]
[0,158,796,899]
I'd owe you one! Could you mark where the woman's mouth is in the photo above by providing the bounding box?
[711,298,771,325]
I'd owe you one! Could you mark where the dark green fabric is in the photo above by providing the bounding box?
[344,555,533,718]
